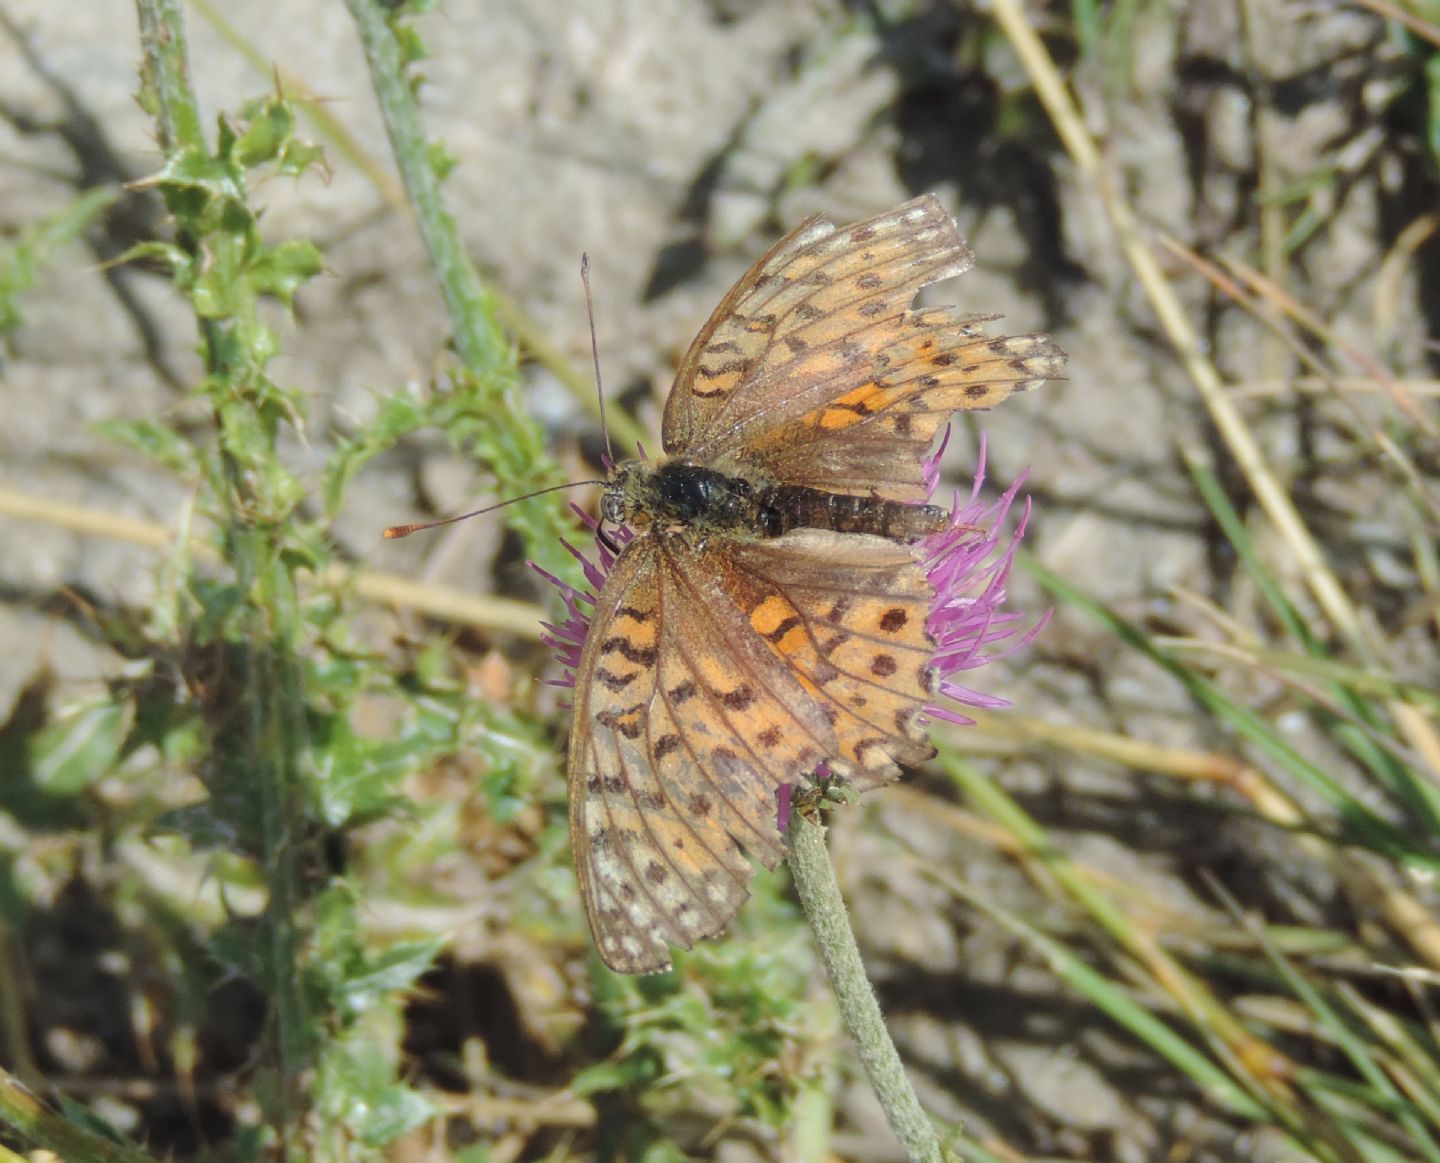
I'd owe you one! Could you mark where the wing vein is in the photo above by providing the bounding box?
[663,545,836,766]
[732,563,931,739]
[647,570,766,873]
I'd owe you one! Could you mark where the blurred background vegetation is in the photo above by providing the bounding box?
[1,1,1439,1160]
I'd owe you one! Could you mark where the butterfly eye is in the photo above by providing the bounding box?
[601,486,626,526]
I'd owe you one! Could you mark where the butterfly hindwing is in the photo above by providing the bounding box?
[722,531,938,790]
[568,535,842,973]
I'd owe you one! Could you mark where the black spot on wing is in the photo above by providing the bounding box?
[879,608,908,633]
[600,636,658,666]
[596,706,645,739]
[762,616,802,644]
[596,667,640,691]
[720,685,756,711]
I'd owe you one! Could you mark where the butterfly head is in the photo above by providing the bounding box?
[600,460,646,528]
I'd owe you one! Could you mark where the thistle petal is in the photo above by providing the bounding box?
[918,431,1045,727]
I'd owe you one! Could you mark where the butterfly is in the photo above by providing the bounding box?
[564,194,1065,973]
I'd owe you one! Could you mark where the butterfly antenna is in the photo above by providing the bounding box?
[580,254,615,467]
[383,479,604,540]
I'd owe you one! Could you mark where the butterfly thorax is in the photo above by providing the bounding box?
[605,459,948,543]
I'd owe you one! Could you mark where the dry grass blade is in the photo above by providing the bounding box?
[1211,245,1439,440]
[956,708,1251,787]
[1351,0,1440,51]
[988,0,1382,667]
[0,484,545,638]
[1229,378,1440,399]
[1375,213,1440,346]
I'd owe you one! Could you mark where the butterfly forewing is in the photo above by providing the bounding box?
[661,212,836,453]
[664,194,1064,501]
[745,317,1067,500]
[664,196,973,464]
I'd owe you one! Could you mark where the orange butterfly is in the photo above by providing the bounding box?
[546,195,1065,973]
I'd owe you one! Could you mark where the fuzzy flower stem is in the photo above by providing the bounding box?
[786,812,943,1163]
[343,0,507,372]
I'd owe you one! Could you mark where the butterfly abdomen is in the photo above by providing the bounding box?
[616,461,946,543]
[756,485,947,542]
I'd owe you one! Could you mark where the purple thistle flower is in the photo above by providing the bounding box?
[530,427,1043,727]
[530,504,634,707]
[917,430,1046,726]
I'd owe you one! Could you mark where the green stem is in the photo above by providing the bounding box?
[343,0,583,582]
[134,0,204,151]
[135,0,313,1150]
[243,549,311,1113]
[342,0,506,373]
[0,1066,157,1163]
[786,812,944,1163]
[134,0,230,384]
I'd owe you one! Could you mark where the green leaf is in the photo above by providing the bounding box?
[348,1082,434,1147]
[192,260,246,318]
[209,919,267,979]
[318,1034,437,1147]
[248,239,324,305]
[572,1059,651,1095]
[233,99,297,168]
[189,578,247,636]
[94,417,202,476]
[53,1093,134,1149]
[116,239,194,282]
[323,391,430,514]
[30,700,127,796]
[279,524,332,575]
[637,1139,688,1163]
[427,140,456,181]
[393,22,432,70]
[0,186,115,334]
[151,801,244,851]
[336,938,445,1014]
[313,739,411,827]
[150,147,245,200]
[277,139,326,178]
